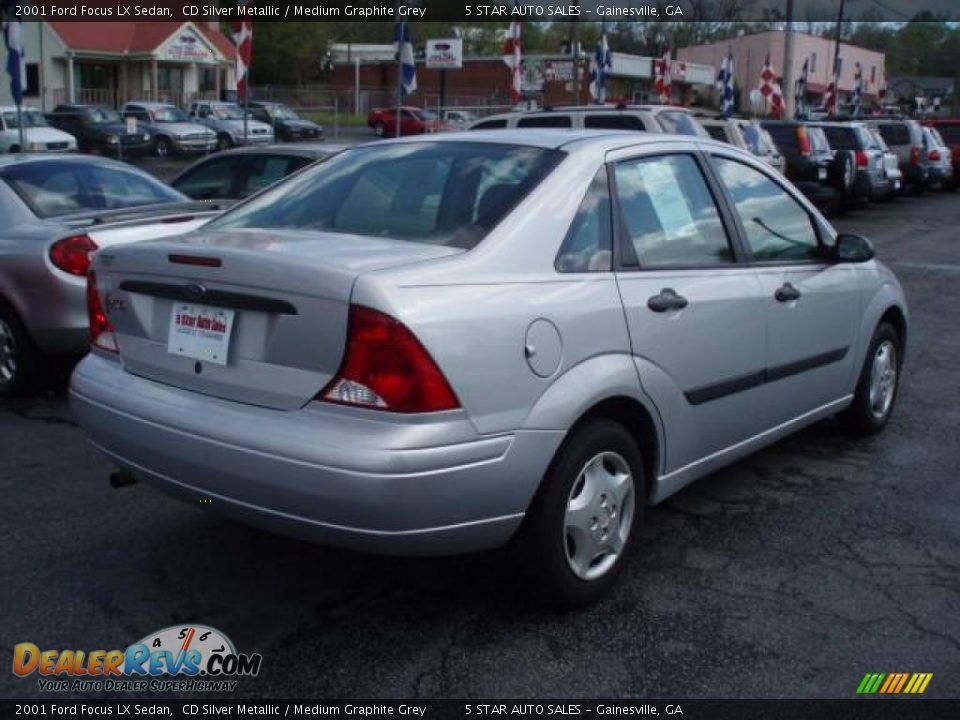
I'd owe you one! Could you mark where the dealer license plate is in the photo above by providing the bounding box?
[167,303,235,366]
[818,167,827,181]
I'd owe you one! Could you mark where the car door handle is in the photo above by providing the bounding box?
[647,288,689,313]
[775,283,802,302]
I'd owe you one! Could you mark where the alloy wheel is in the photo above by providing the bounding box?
[0,316,18,385]
[869,340,897,420]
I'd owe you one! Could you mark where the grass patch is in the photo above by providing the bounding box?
[301,111,367,127]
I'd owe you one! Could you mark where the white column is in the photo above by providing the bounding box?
[67,54,75,102]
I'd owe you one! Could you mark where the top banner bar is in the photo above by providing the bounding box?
[11,0,960,23]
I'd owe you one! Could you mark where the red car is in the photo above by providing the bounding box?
[924,119,960,190]
[367,106,453,137]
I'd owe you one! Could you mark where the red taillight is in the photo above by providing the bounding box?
[319,305,460,413]
[910,145,921,165]
[797,126,812,156]
[856,150,868,168]
[86,270,118,353]
[928,149,941,161]
[50,234,98,276]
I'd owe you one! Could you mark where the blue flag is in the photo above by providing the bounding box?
[590,34,612,104]
[393,22,417,96]
[3,1,26,105]
[716,47,734,118]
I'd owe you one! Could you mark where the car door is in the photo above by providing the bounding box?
[608,143,769,473]
[707,150,861,427]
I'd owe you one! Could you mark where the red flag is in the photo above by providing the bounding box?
[654,49,672,104]
[233,4,253,103]
[502,22,522,104]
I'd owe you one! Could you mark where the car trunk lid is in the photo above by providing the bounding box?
[94,228,462,410]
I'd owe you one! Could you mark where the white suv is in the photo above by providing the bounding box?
[468,105,710,138]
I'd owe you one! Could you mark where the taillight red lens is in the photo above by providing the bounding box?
[797,126,812,156]
[855,150,868,168]
[320,305,460,413]
[86,270,118,353]
[928,149,941,161]
[50,234,98,276]
[910,146,921,165]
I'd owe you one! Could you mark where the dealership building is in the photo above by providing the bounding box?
[0,21,237,111]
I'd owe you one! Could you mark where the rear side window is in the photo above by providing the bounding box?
[739,123,775,155]
[613,154,732,268]
[173,156,245,199]
[584,114,645,131]
[656,111,704,137]
[704,125,731,143]
[556,168,612,273]
[713,157,820,262]
[471,119,507,130]
[517,115,572,129]
[211,142,564,250]
[878,123,910,146]
[242,155,310,196]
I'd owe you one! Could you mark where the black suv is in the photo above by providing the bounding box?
[246,101,323,142]
[761,120,851,211]
[812,121,892,203]
[46,104,152,157]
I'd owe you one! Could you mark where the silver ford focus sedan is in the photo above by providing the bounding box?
[71,131,908,606]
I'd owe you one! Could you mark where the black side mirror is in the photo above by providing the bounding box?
[835,233,875,263]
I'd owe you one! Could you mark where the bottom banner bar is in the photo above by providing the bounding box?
[3,700,959,720]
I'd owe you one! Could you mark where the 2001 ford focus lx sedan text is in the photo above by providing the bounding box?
[71,131,908,606]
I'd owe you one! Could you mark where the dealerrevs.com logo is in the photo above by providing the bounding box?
[13,625,262,693]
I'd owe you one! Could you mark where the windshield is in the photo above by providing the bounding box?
[211,105,246,120]
[413,109,439,121]
[0,160,185,218]
[150,106,188,123]
[209,142,564,249]
[86,108,121,124]
[3,110,49,128]
[269,105,300,120]
[657,111,708,138]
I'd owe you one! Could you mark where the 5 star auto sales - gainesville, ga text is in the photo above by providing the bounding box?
[11,625,262,693]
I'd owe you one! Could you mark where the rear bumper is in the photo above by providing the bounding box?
[854,170,891,200]
[70,354,562,555]
[794,180,840,204]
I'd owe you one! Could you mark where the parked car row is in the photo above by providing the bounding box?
[4,100,323,158]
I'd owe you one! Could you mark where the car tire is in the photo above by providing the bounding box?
[515,419,645,608]
[0,302,44,398]
[833,150,855,207]
[837,322,902,437]
[373,122,386,138]
[216,134,233,152]
[154,137,172,158]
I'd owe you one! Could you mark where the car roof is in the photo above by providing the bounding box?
[206,142,348,158]
[373,129,718,154]
[124,101,177,108]
[0,152,139,169]
[0,105,39,112]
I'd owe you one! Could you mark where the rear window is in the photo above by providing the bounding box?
[0,160,184,218]
[821,126,856,151]
[516,115,572,128]
[807,127,831,154]
[878,123,910,146]
[583,114,645,131]
[471,119,507,130]
[209,142,564,250]
[738,123,775,155]
[934,124,960,144]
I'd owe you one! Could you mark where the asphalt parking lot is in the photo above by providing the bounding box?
[2,190,959,700]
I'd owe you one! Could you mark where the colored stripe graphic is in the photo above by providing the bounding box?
[858,672,933,694]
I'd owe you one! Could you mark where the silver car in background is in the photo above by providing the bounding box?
[122,102,217,158]
[187,101,274,152]
[71,132,908,606]
[0,155,226,395]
